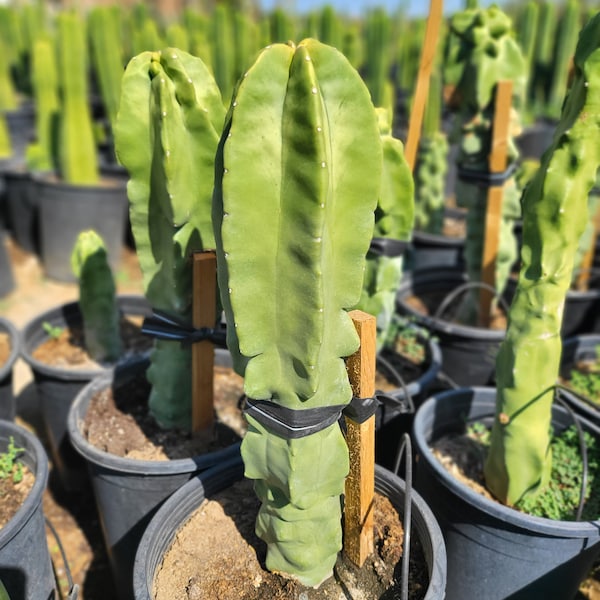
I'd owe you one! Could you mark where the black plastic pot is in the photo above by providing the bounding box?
[68,351,243,600]
[5,101,35,160]
[412,386,600,600]
[561,271,600,338]
[3,163,38,254]
[515,120,556,161]
[559,334,600,427]
[0,419,56,600]
[0,317,20,421]
[21,295,152,492]
[33,172,128,282]
[0,231,14,298]
[132,457,447,600]
[395,267,510,387]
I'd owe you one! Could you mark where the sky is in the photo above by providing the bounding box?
[259,0,503,18]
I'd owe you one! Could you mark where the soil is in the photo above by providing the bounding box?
[153,477,428,600]
[0,465,34,528]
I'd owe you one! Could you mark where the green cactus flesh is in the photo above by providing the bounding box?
[71,230,122,363]
[484,12,600,506]
[114,48,225,429]
[214,39,382,585]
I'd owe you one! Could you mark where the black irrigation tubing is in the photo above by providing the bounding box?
[376,353,415,413]
[45,516,79,600]
[433,281,510,322]
[553,384,589,522]
[393,433,413,600]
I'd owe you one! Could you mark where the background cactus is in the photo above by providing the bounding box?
[214,38,382,586]
[363,7,394,113]
[485,12,600,505]
[70,230,122,363]
[56,11,99,185]
[443,5,526,324]
[114,48,225,429]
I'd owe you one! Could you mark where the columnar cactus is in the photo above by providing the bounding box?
[0,114,11,159]
[71,230,122,363]
[114,48,225,429]
[363,7,394,113]
[25,36,59,172]
[530,1,557,111]
[444,6,526,324]
[214,38,381,586]
[355,106,414,349]
[485,13,600,506]
[211,5,236,103]
[56,11,99,185]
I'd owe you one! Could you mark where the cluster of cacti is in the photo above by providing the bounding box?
[114,47,225,429]
[25,35,58,172]
[414,68,448,234]
[355,106,414,349]
[443,5,526,324]
[485,12,600,505]
[214,38,382,586]
[70,230,122,363]
[56,11,99,185]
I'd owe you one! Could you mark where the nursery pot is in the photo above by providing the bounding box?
[21,295,152,492]
[68,351,243,600]
[33,172,128,282]
[0,317,20,421]
[515,119,556,161]
[132,458,447,600]
[5,101,35,160]
[412,386,600,600]
[3,164,38,254]
[395,267,511,387]
[0,231,14,298]
[559,333,600,427]
[0,419,56,600]
[561,270,600,338]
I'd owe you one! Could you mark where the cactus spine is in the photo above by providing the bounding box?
[56,11,98,185]
[114,48,225,429]
[485,13,600,506]
[214,39,382,586]
[71,230,122,363]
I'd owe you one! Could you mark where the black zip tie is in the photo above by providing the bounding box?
[457,160,518,187]
[141,309,226,348]
[45,517,79,600]
[343,395,380,424]
[369,237,410,258]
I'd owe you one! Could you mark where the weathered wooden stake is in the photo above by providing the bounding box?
[404,0,444,172]
[343,309,377,567]
[192,251,217,433]
[479,80,513,327]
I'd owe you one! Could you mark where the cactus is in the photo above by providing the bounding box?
[211,5,236,104]
[443,6,526,324]
[516,1,539,87]
[530,1,558,112]
[70,230,122,363]
[363,7,394,113]
[182,9,213,68]
[88,6,125,128]
[0,36,17,111]
[25,36,59,172]
[267,7,296,44]
[114,48,225,429]
[214,38,381,586]
[355,107,414,349]
[484,13,600,506]
[56,11,99,185]
[233,10,259,84]
[0,114,12,159]
[166,23,190,53]
[414,68,448,234]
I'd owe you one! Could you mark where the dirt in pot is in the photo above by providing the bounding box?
[0,333,9,369]
[82,364,246,460]
[152,477,429,600]
[0,439,35,528]
[32,315,153,370]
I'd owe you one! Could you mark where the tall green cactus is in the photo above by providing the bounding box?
[531,1,557,112]
[0,36,17,111]
[214,38,381,586]
[25,36,58,172]
[211,5,236,103]
[444,6,526,324]
[485,12,600,506]
[0,114,11,159]
[56,11,98,185]
[363,7,394,113]
[114,48,225,429]
[71,230,122,363]
[355,107,414,349]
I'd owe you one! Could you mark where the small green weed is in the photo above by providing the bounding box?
[568,345,600,405]
[42,321,63,340]
[384,315,437,364]
[0,437,24,484]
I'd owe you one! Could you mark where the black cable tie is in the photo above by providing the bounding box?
[342,395,381,424]
[457,160,518,187]
[369,237,410,258]
[244,398,346,439]
[141,309,226,347]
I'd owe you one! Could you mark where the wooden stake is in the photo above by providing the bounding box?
[343,310,377,568]
[479,80,513,327]
[404,0,444,172]
[576,203,600,291]
[192,251,217,433]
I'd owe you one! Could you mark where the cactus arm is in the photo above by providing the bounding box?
[214,39,381,586]
[485,13,600,505]
[114,49,225,428]
[71,230,122,363]
[0,114,12,158]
